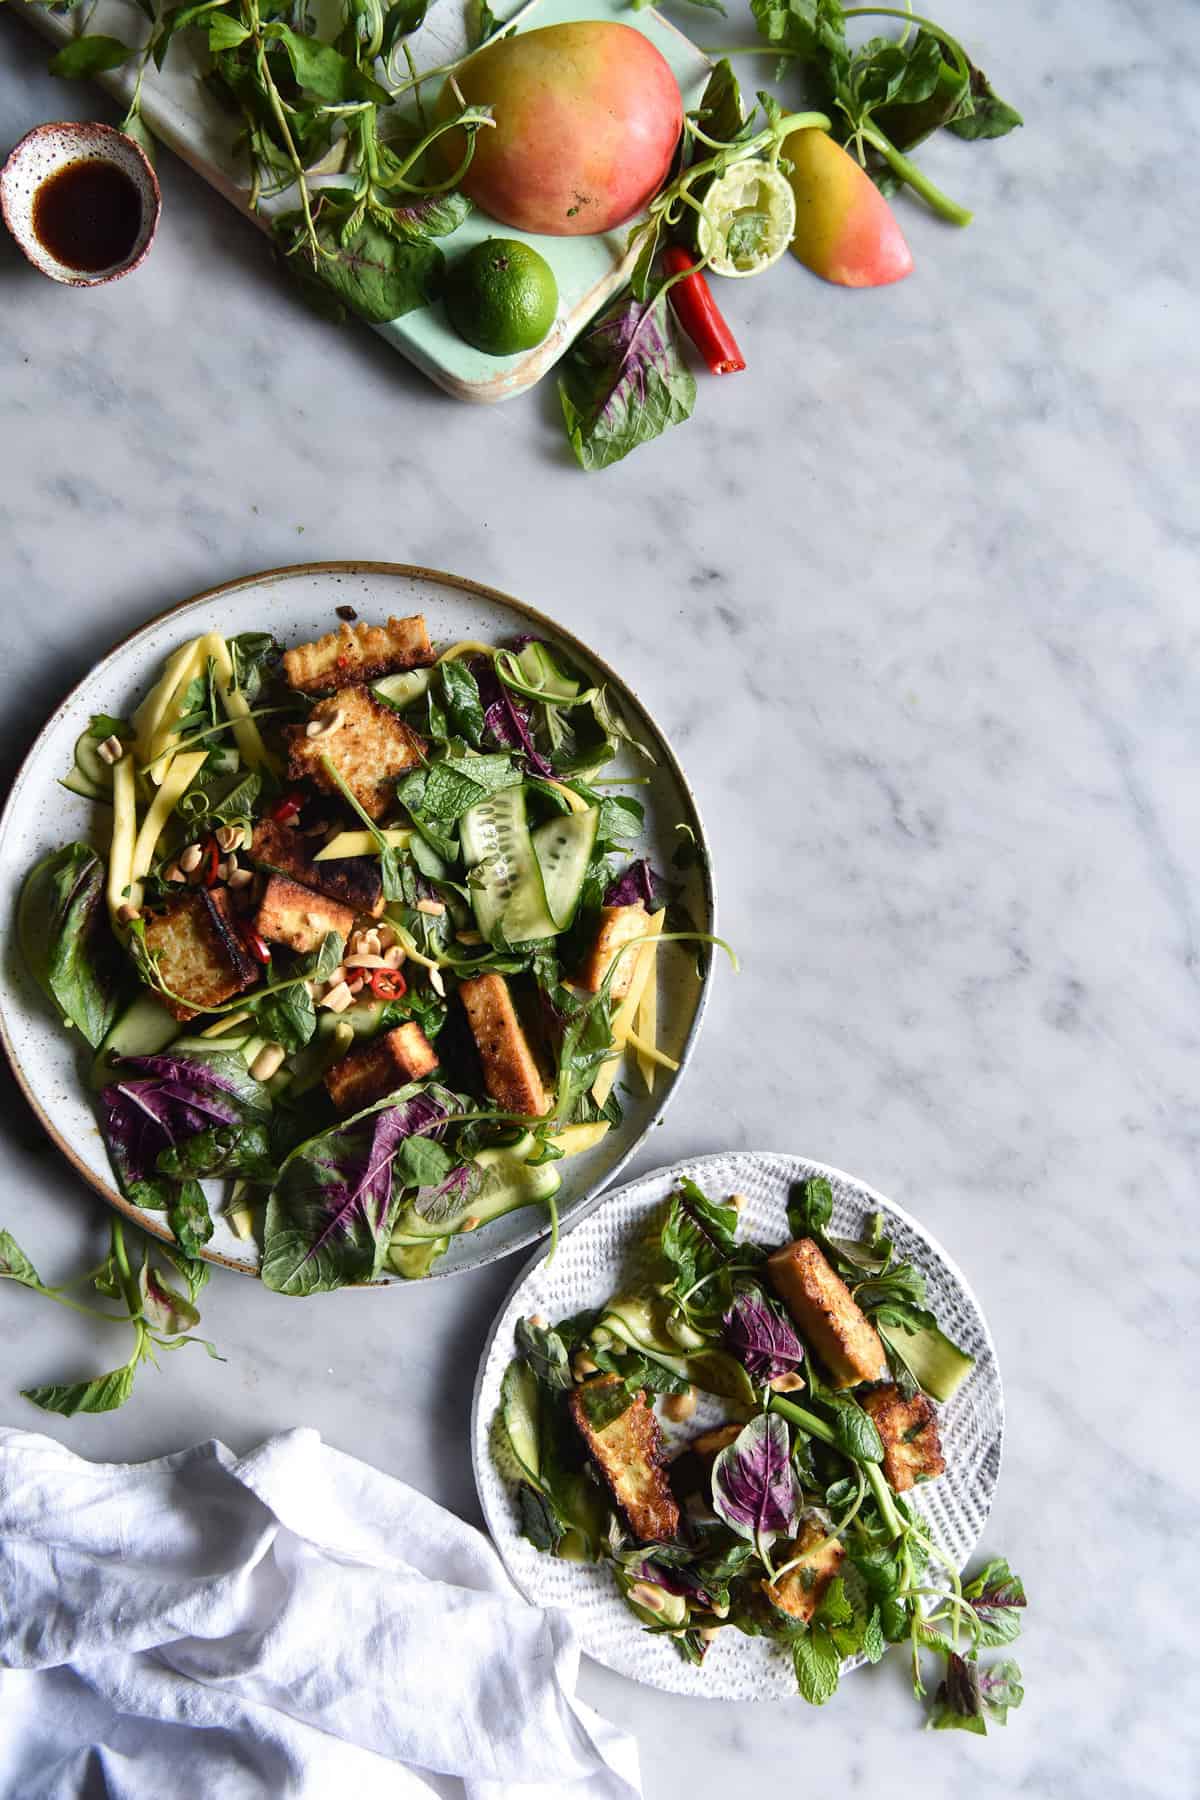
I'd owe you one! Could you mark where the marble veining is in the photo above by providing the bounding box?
[1,1,1198,1793]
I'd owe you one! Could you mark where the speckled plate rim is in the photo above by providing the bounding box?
[470,1149,1005,1699]
[0,560,717,1280]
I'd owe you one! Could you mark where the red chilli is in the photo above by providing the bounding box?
[369,967,407,1001]
[238,923,272,966]
[662,246,746,376]
[269,791,304,824]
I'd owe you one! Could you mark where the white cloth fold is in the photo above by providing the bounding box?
[0,1427,641,1800]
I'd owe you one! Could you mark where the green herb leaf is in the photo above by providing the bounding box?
[279,206,444,325]
[272,24,391,104]
[49,35,139,78]
[517,1481,564,1552]
[963,1557,1027,1647]
[946,61,1024,140]
[22,1361,138,1417]
[787,1175,833,1239]
[792,1626,842,1705]
[167,1180,215,1260]
[0,1230,44,1289]
[516,1315,575,1390]
[19,845,124,1049]
[927,1652,1024,1732]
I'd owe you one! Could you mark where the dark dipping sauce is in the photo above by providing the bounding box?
[32,158,142,273]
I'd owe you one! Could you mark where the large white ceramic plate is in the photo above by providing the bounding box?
[472,1151,1004,1699]
[0,562,715,1280]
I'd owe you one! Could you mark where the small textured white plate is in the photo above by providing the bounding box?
[472,1150,1004,1699]
[0,562,715,1281]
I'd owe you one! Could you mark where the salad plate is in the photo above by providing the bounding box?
[472,1150,1005,1701]
[0,561,715,1282]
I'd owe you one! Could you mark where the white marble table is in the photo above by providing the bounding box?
[1,4,1196,1794]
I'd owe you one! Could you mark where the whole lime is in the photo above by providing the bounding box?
[445,238,559,357]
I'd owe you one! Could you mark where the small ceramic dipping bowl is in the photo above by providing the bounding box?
[0,120,160,286]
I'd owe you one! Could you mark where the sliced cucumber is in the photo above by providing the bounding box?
[517,641,579,701]
[460,785,557,944]
[90,989,179,1086]
[880,1324,975,1403]
[388,1235,449,1279]
[500,1358,542,1484]
[74,728,116,793]
[317,999,388,1042]
[394,1131,562,1241]
[169,1034,252,1058]
[60,769,109,803]
[373,668,432,712]
[532,805,600,930]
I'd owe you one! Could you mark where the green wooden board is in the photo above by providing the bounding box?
[19,0,711,402]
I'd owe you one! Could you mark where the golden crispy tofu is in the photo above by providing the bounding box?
[577,902,648,999]
[254,873,357,957]
[569,1376,680,1542]
[762,1516,846,1622]
[286,688,426,821]
[143,890,259,1023]
[458,973,549,1116]
[248,817,384,917]
[861,1383,946,1493]
[283,615,434,694]
[768,1239,887,1389]
[324,1024,439,1113]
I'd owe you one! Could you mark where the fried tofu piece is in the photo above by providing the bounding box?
[762,1516,846,1622]
[768,1239,887,1389]
[143,889,259,1022]
[324,1024,439,1113]
[458,973,549,1116]
[577,902,648,999]
[569,1376,680,1543]
[254,873,357,957]
[283,615,434,694]
[286,687,426,821]
[247,817,384,917]
[861,1383,946,1493]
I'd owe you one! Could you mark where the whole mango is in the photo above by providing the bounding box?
[783,129,913,288]
[437,22,683,237]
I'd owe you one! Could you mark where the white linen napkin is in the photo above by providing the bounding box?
[0,1426,642,1800]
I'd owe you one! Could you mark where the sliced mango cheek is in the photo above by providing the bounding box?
[783,129,914,289]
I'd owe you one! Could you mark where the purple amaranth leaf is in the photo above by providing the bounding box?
[723,1289,805,1385]
[604,858,667,910]
[260,1086,456,1295]
[558,290,696,473]
[711,1414,801,1551]
[476,657,554,777]
[100,1051,259,1191]
[301,1089,451,1245]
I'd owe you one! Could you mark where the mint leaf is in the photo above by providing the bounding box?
[792,1627,842,1705]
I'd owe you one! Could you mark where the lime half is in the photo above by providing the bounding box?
[697,163,796,278]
